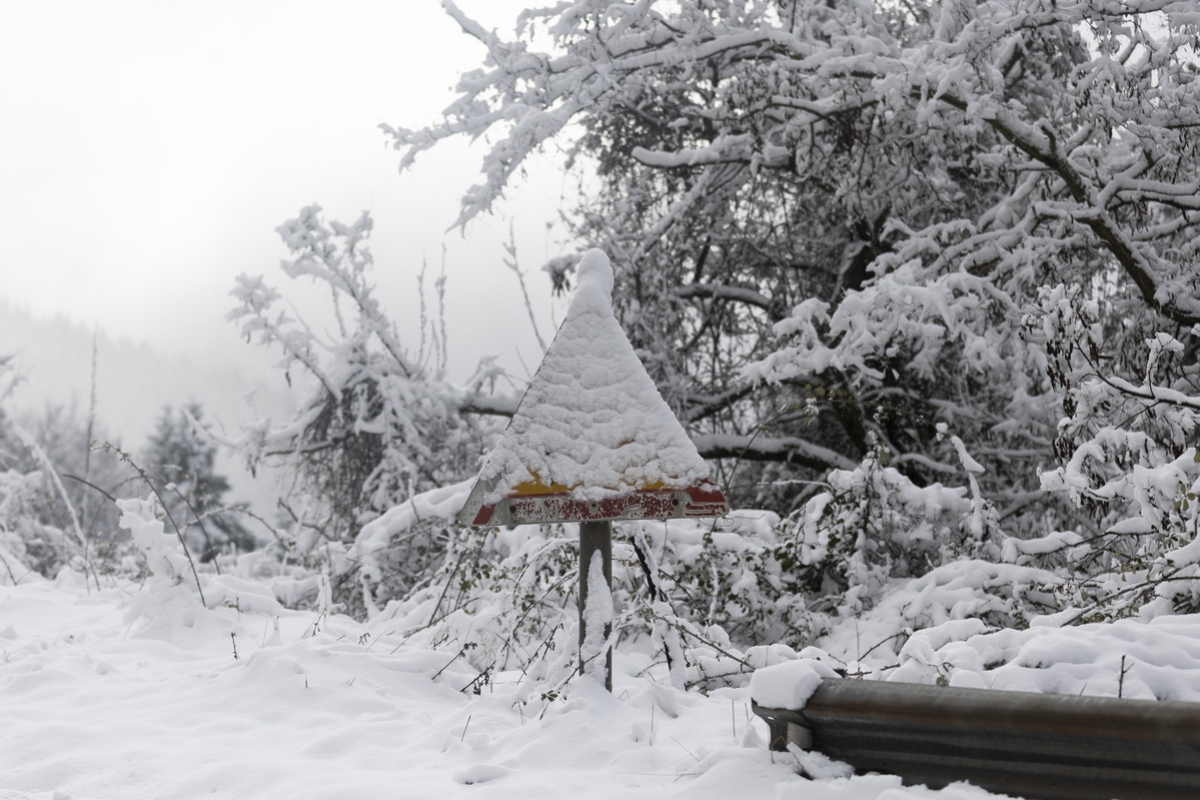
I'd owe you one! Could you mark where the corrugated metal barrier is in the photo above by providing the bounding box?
[752,678,1200,800]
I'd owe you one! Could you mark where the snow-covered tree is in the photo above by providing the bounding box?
[225,206,508,609]
[0,357,142,579]
[388,0,1200,619]
[142,403,254,562]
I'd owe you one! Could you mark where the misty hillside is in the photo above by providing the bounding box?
[0,299,292,512]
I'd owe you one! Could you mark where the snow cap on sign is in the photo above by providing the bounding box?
[463,249,711,511]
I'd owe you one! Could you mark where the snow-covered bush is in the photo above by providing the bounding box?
[113,493,296,627]
[0,357,109,582]
[1022,284,1200,621]
[118,496,199,586]
[334,475,1038,693]
[0,468,54,584]
[222,206,509,612]
[339,477,768,690]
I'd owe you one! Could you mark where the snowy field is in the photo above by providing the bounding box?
[0,570,1035,800]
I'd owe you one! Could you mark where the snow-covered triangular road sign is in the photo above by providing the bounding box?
[460,249,727,526]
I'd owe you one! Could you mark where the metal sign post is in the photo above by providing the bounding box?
[464,487,727,694]
[578,520,612,690]
[457,249,728,691]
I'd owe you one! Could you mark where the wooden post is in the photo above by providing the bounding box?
[578,519,613,691]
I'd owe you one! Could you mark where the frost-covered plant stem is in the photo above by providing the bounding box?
[631,525,687,689]
[104,443,205,605]
[503,223,547,354]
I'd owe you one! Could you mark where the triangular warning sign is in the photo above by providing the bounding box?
[460,249,727,526]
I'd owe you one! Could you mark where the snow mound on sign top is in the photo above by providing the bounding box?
[474,249,710,504]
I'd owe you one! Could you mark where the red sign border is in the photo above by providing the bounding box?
[470,482,728,526]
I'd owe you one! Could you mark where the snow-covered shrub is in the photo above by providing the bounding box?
[115,493,296,627]
[880,613,1200,702]
[0,358,106,582]
[0,468,56,583]
[781,445,975,611]
[221,206,507,610]
[342,479,734,689]
[118,496,199,586]
[1018,284,1200,621]
[338,469,993,691]
[0,363,151,585]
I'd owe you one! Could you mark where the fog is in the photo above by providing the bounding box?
[1,0,567,381]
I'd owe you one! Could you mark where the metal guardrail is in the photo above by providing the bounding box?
[753,678,1200,800]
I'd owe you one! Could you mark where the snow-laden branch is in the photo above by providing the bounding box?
[675,283,782,321]
[400,0,1200,327]
[458,393,520,417]
[691,433,857,471]
[451,393,854,470]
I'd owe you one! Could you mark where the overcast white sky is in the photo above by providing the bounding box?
[1,0,568,382]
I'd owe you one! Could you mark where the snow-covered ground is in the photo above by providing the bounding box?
[5,488,1198,799]
[6,463,1200,800]
[1,572,1019,800]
